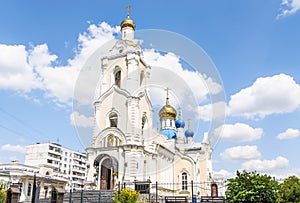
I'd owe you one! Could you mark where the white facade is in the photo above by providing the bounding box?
[25,143,87,190]
[85,13,215,198]
[0,161,67,202]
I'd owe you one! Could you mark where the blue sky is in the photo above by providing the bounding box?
[0,0,300,179]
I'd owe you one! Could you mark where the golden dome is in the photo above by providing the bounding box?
[159,97,177,119]
[120,16,136,30]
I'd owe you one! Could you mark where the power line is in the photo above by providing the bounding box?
[0,123,41,142]
[0,107,52,142]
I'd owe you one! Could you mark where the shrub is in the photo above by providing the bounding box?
[113,188,140,203]
[0,181,6,203]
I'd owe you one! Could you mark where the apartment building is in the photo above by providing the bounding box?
[24,143,87,190]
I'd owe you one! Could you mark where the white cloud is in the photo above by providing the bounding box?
[220,145,261,161]
[144,49,223,104]
[278,0,300,18]
[70,112,94,128]
[196,101,227,122]
[0,22,119,107]
[277,128,300,140]
[269,168,300,181]
[1,144,26,153]
[228,74,300,119]
[0,44,42,91]
[241,156,289,172]
[28,44,58,67]
[213,169,235,179]
[215,123,263,142]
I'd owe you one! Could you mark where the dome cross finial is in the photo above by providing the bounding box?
[187,118,191,130]
[165,87,170,104]
[127,5,132,18]
[178,107,182,120]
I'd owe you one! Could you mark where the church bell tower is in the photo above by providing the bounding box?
[86,6,153,185]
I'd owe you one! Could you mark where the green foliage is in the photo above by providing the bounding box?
[113,188,140,203]
[0,180,6,203]
[0,190,6,203]
[277,175,300,203]
[226,170,279,203]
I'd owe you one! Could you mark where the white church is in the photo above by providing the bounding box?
[85,10,215,198]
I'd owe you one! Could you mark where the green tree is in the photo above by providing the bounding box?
[277,175,300,203]
[113,188,140,203]
[226,170,279,203]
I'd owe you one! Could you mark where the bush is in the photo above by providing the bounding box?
[0,190,6,203]
[0,181,6,203]
[113,188,140,203]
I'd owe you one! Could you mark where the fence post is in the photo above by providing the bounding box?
[155,181,158,203]
[98,190,101,203]
[69,189,72,203]
[80,189,83,203]
[118,181,120,197]
[148,182,151,202]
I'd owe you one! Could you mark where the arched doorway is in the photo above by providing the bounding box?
[211,183,218,197]
[94,154,118,190]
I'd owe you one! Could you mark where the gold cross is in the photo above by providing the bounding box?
[127,5,132,17]
[165,87,170,99]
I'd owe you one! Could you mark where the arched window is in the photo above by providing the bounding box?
[114,69,121,87]
[140,71,144,86]
[182,172,188,191]
[109,112,118,127]
[27,183,32,196]
[211,183,218,197]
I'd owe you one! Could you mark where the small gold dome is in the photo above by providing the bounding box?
[159,98,177,119]
[120,16,136,30]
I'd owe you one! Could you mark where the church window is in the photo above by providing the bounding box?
[109,112,118,127]
[27,183,32,196]
[140,71,144,86]
[114,69,121,87]
[182,172,188,191]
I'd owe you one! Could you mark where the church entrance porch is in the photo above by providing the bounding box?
[94,154,118,190]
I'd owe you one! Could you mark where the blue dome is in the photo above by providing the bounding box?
[160,129,177,139]
[185,129,194,137]
[175,119,185,128]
